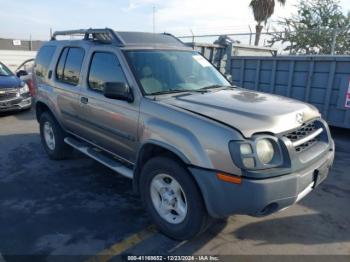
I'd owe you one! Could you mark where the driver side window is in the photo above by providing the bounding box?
[88,52,128,92]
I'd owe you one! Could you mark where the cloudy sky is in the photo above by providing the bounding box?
[1,0,350,41]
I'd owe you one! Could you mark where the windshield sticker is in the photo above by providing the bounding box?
[193,55,211,67]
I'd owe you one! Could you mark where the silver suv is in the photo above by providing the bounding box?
[33,28,335,240]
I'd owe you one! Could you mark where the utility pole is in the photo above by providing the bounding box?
[248,25,252,45]
[190,29,194,44]
[29,33,32,51]
[331,28,338,55]
[153,5,156,33]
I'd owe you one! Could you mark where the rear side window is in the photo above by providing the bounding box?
[88,52,127,92]
[56,48,68,81]
[35,46,56,79]
[56,47,85,86]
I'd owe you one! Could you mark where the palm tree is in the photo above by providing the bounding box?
[249,0,286,46]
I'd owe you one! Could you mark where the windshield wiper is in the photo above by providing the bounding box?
[147,89,203,96]
[199,84,234,90]
[147,85,232,96]
[200,84,223,90]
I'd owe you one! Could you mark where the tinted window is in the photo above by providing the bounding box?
[125,51,229,95]
[35,46,56,78]
[56,47,84,86]
[88,52,127,92]
[56,48,68,81]
[64,48,84,85]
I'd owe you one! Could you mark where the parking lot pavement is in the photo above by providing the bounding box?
[0,109,349,261]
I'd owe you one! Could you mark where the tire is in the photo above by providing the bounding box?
[140,157,209,240]
[39,112,71,160]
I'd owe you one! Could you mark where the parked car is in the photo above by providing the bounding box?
[33,28,335,240]
[16,58,35,97]
[0,61,32,112]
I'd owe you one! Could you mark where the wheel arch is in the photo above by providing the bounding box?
[133,141,191,194]
[35,101,63,128]
[36,101,52,121]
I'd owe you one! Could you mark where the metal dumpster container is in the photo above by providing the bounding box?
[231,56,350,129]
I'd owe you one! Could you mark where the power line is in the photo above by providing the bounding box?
[176,27,349,38]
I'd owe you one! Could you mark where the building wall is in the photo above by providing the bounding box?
[0,50,37,71]
[0,38,44,51]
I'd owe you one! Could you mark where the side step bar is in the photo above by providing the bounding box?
[64,137,133,179]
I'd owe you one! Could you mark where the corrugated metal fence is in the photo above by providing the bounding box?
[231,56,350,129]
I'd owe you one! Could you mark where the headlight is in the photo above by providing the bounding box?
[19,83,29,94]
[256,139,274,164]
[230,136,283,170]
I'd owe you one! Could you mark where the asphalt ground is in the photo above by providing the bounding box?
[0,108,349,262]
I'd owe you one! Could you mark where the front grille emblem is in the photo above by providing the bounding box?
[296,112,304,124]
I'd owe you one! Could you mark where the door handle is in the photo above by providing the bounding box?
[80,97,88,104]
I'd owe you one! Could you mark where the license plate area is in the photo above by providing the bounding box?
[313,162,329,188]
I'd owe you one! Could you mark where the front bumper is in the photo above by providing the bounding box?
[0,95,32,112]
[190,140,335,218]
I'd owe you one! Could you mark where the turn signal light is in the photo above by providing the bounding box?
[216,173,242,184]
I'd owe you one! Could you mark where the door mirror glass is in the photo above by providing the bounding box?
[16,70,28,78]
[103,82,133,102]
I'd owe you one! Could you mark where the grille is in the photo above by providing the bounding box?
[0,92,17,101]
[284,121,320,152]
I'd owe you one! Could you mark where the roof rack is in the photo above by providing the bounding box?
[51,28,125,46]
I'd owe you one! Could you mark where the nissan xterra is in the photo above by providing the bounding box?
[33,28,335,240]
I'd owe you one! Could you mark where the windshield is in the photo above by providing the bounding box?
[0,62,13,76]
[125,50,230,95]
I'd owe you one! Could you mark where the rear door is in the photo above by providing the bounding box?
[54,46,86,133]
[34,45,56,96]
[77,47,140,164]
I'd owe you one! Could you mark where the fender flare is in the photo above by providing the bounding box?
[132,140,192,193]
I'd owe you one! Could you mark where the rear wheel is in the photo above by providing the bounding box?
[140,157,209,240]
[39,112,71,160]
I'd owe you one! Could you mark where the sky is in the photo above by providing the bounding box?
[0,0,350,41]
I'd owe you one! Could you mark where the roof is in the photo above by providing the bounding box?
[117,32,184,47]
[50,28,189,49]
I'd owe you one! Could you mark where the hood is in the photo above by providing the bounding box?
[163,88,321,137]
[0,75,21,89]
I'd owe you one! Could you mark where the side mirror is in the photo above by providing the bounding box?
[16,70,28,78]
[103,82,133,102]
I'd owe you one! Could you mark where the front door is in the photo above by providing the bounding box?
[77,48,139,164]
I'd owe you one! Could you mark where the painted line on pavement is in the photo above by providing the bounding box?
[86,224,157,262]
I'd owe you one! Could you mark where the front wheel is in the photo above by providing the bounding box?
[140,157,210,240]
[39,112,71,160]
